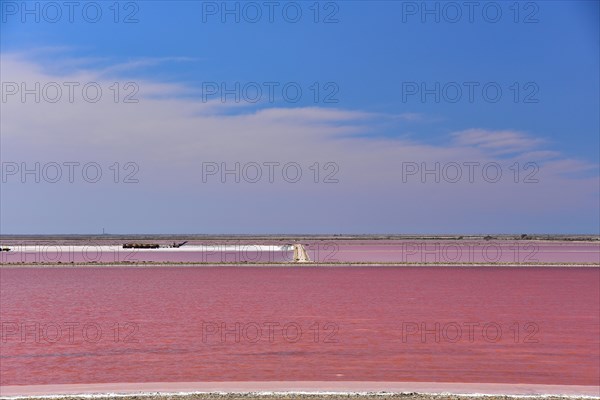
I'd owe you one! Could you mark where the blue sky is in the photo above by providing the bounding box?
[1,1,599,234]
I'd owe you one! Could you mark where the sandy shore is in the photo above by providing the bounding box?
[2,382,598,399]
[3,395,596,400]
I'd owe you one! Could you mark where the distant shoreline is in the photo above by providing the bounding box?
[1,234,599,242]
[1,262,598,268]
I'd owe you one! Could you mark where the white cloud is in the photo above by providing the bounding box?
[1,53,598,234]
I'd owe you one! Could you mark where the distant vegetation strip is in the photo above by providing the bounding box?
[1,261,598,267]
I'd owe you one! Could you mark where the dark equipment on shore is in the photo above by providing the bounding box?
[123,243,160,249]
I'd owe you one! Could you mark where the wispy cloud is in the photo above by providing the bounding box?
[451,129,545,155]
[96,56,200,76]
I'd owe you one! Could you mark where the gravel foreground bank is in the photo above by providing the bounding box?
[15,395,596,400]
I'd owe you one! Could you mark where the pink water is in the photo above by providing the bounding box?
[306,241,600,263]
[1,267,598,386]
